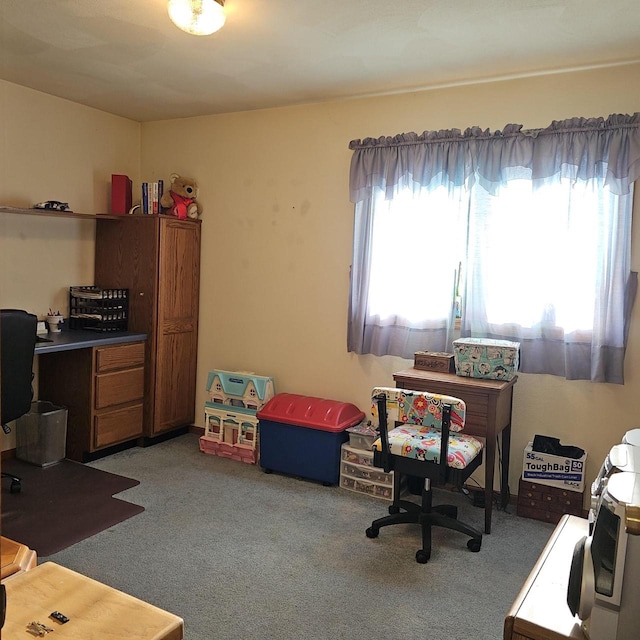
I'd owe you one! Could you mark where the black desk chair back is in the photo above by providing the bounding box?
[1,309,38,493]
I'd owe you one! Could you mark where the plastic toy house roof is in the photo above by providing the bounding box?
[206,370,273,401]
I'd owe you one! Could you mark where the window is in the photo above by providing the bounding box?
[348,114,640,383]
[466,178,612,333]
[367,186,466,324]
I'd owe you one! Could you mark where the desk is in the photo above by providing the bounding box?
[35,329,147,355]
[504,514,587,640]
[2,562,183,639]
[35,329,147,461]
[393,368,517,533]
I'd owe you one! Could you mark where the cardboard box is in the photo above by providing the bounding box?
[414,351,455,373]
[453,337,519,381]
[522,442,587,492]
[111,174,132,215]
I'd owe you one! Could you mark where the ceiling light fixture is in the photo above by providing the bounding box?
[167,0,226,36]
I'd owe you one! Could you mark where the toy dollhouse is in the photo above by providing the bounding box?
[199,369,276,464]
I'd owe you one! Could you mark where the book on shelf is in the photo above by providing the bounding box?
[141,180,164,214]
[142,182,149,215]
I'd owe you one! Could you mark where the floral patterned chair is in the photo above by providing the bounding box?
[365,387,484,563]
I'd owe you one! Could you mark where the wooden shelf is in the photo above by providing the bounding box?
[0,205,123,220]
[1,206,201,223]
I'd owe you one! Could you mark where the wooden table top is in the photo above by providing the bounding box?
[3,562,184,640]
[504,515,587,640]
[394,367,518,393]
[1,536,37,580]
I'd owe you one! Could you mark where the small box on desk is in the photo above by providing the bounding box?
[453,337,519,381]
[414,351,455,373]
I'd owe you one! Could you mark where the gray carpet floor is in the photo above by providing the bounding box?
[44,434,555,640]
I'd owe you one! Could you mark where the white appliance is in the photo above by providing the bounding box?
[622,428,640,447]
[567,471,640,640]
[590,444,640,523]
[589,432,640,534]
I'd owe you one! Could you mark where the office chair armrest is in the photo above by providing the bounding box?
[439,404,452,483]
[374,392,392,473]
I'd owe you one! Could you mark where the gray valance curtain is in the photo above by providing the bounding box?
[348,113,640,383]
[350,113,640,200]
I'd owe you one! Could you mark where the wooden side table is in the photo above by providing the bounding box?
[393,368,517,533]
[2,562,184,639]
[504,514,587,640]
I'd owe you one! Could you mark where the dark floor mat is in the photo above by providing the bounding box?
[1,458,144,556]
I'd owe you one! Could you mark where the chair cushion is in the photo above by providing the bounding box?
[372,387,466,432]
[374,426,483,469]
[371,387,482,469]
[399,390,466,432]
[371,387,404,424]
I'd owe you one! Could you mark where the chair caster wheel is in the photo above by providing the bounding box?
[388,505,400,514]
[10,480,21,494]
[365,526,379,539]
[467,538,482,553]
[416,550,430,564]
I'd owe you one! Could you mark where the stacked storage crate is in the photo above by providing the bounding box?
[340,423,397,500]
[200,369,275,464]
[69,286,129,332]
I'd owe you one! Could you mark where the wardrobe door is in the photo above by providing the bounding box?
[153,218,201,434]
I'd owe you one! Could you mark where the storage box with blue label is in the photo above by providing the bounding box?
[453,337,519,381]
[522,442,587,492]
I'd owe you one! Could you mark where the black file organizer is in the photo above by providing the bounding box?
[69,286,129,332]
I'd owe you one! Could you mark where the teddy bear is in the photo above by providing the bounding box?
[160,173,202,220]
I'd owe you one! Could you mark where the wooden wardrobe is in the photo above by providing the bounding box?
[95,215,201,440]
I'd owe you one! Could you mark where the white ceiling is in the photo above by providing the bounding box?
[0,0,639,123]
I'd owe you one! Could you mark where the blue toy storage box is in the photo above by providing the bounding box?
[257,393,365,485]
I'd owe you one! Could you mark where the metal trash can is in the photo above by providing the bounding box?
[15,401,68,467]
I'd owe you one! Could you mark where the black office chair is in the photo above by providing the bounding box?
[1,309,38,493]
[365,387,484,563]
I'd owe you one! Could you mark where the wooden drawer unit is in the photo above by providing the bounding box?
[516,478,584,525]
[40,339,146,461]
[95,367,144,409]
[96,341,145,372]
[95,404,144,449]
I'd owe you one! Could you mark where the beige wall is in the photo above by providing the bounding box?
[3,65,640,501]
[0,79,140,449]
[142,63,640,498]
